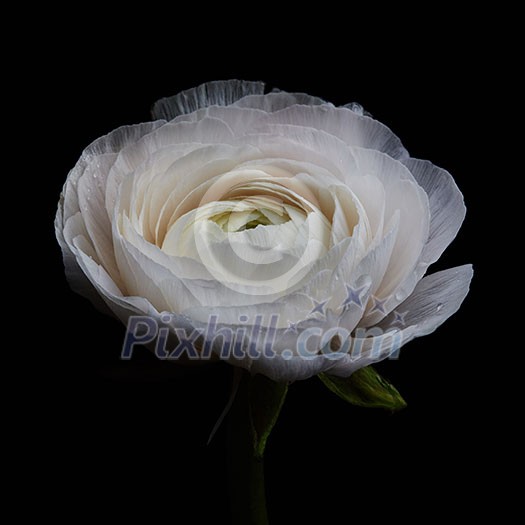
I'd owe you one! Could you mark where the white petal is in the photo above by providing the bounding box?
[232,130,392,243]
[321,326,415,378]
[76,153,122,285]
[106,129,215,222]
[183,295,313,328]
[117,194,322,310]
[151,80,265,120]
[148,145,261,245]
[403,158,466,267]
[343,174,386,244]
[87,122,167,156]
[249,354,333,382]
[106,118,238,237]
[233,91,327,111]
[170,106,268,135]
[57,210,109,312]
[75,242,164,324]
[350,147,430,300]
[189,313,341,381]
[379,264,473,336]
[113,202,213,281]
[61,122,164,225]
[98,122,168,212]
[116,215,211,313]
[328,265,473,377]
[164,214,328,299]
[235,126,353,180]
[113,117,236,183]
[235,129,397,245]
[263,105,409,160]
[57,121,166,302]
[356,214,400,299]
[329,184,370,247]
[155,117,235,144]
[63,214,160,323]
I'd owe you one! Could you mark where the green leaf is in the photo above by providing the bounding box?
[248,374,288,459]
[318,366,407,411]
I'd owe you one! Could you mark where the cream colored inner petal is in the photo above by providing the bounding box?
[160,166,315,245]
[112,135,379,303]
[161,175,326,257]
[156,171,333,296]
[209,195,295,232]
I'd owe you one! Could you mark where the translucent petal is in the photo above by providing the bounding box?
[151,80,265,120]
[233,91,327,111]
[403,158,466,267]
[263,105,409,160]
[328,265,473,377]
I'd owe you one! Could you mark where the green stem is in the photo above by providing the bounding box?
[228,372,269,525]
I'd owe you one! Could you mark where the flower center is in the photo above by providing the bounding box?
[209,195,299,233]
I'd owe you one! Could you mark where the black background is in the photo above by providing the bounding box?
[31,18,492,523]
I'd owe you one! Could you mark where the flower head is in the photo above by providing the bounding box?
[56,80,472,381]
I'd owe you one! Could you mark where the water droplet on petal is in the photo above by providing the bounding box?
[436,303,443,311]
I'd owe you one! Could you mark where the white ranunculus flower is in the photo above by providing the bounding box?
[55,80,472,382]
